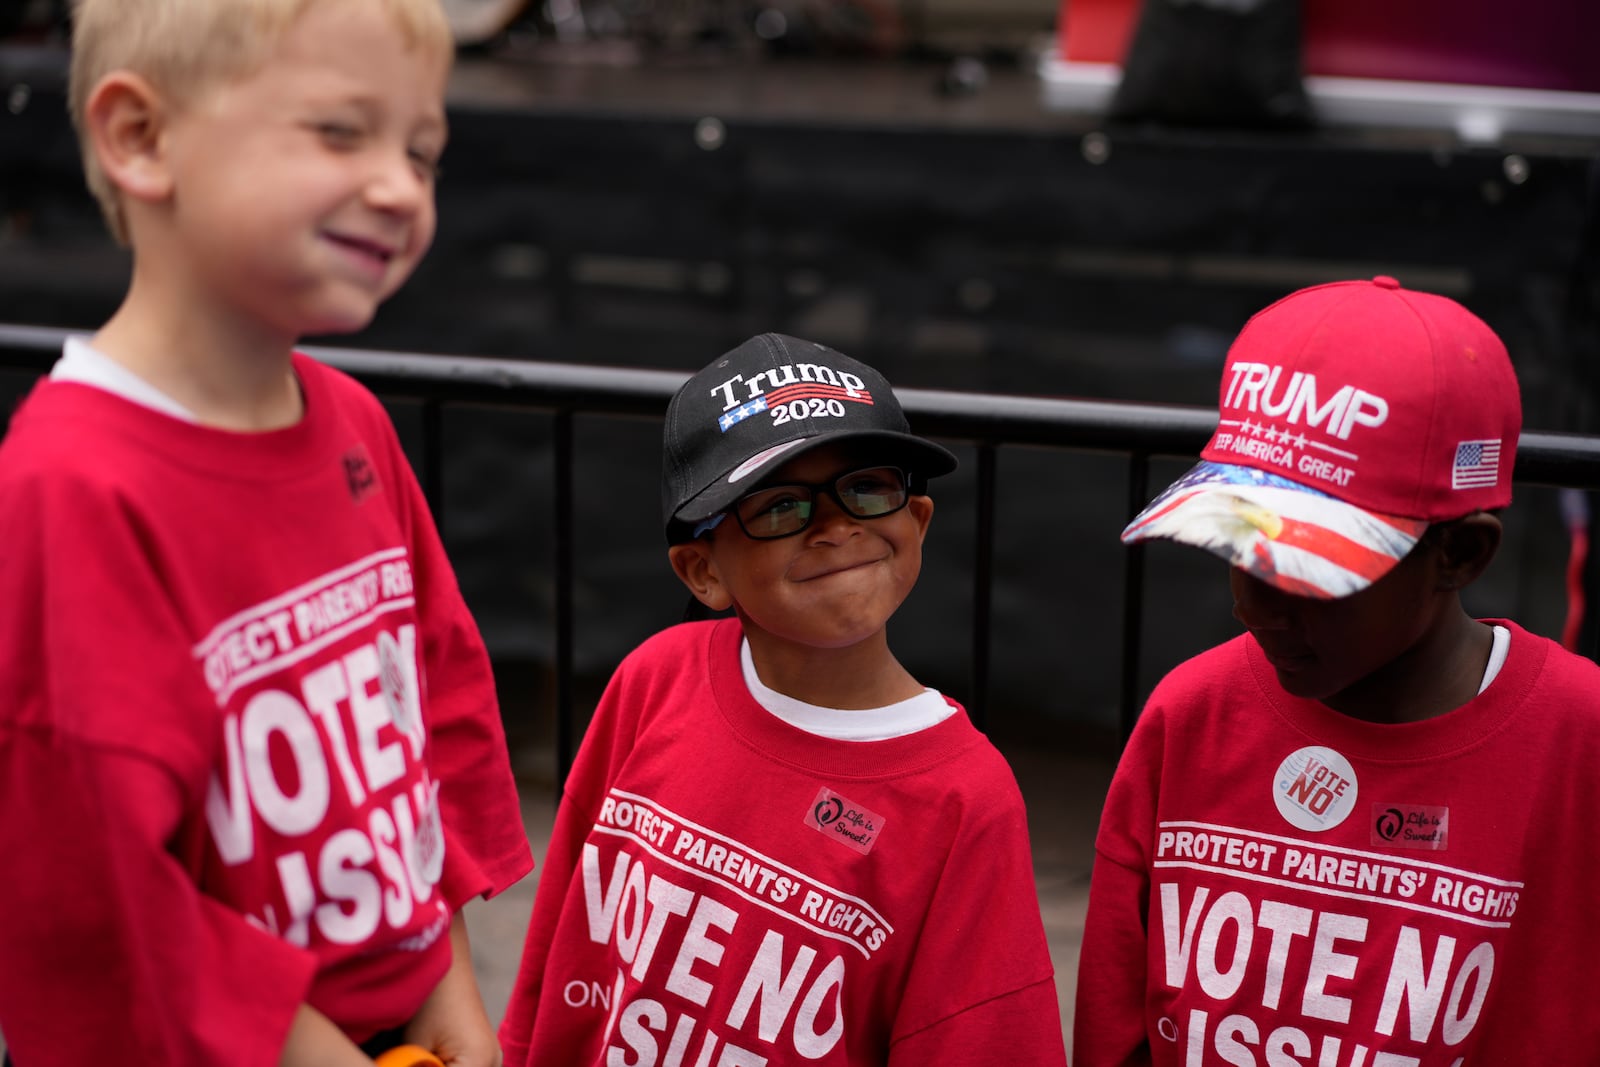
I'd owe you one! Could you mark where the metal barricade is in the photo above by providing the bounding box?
[6,323,1600,783]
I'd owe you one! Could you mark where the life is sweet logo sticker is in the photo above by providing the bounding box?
[804,786,885,856]
[1372,803,1449,850]
[1273,746,1358,832]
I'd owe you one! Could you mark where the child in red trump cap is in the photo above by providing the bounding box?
[1075,277,1600,1064]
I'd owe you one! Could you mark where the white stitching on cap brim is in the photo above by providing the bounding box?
[727,439,812,485]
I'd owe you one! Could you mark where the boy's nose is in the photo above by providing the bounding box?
[366,151,429,214]
[1229,568,1293,629]
[804,492,862,542]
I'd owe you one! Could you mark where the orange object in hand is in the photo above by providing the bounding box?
[373,1045,446,1067]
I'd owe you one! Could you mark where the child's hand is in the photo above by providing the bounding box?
[402,1018,501,1067]
[403,911,503,1067]
[373,1047,446,1067]
[278,1005,383,1067]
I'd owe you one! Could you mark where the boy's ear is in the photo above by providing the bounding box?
[905,493,934,541]
[668,540,734,613]
[1432,512,1502,592]
[84,72,177,205]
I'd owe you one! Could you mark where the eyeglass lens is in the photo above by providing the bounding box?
[733,466,909,539]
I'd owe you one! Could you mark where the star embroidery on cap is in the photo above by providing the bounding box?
[718,397,770,431]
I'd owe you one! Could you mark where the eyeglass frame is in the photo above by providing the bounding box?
[698,465,920,541]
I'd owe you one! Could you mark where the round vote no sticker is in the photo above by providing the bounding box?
[1273,746,1359,832]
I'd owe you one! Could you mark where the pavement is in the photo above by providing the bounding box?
[465,735,1115,1059]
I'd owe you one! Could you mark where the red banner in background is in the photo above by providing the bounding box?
[1058,0,1596,94]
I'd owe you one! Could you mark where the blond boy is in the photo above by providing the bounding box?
[0,2,531,1064]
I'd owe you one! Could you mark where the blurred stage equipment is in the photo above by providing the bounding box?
[1044,0,1600,142]
[456,0,913,57]
[1108,0,1313,129]
[444,0,535,46]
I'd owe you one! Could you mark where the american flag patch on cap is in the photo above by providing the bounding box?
[1452,439,1502,489]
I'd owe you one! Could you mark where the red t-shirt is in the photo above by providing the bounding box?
[0,355,532,1065]
[1076,623,1600,1065]
[499,618,1067,1066]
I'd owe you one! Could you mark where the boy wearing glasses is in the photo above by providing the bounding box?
[498,333,1068,1066]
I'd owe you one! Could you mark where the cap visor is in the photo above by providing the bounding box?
[1121,461,1427,599]
[673,430,958,525]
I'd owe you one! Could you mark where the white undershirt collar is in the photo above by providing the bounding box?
[50,336,200,422]
[1479,624,1510,694]
[740,638,956,741]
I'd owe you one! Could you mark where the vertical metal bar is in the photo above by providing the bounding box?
[1584,492,1600,664]
[420,399,445,537]
[970,443,997,731]
[1119,453,1150,748]
[554,410,576,800]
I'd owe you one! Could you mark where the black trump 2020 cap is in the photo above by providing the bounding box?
[661,333,957,542]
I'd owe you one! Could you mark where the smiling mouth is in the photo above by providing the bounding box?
[797,557,883,582]
[326,232,397,270]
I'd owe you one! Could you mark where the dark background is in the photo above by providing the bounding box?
[3,6,1598,755]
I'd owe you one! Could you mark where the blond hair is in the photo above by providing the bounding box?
[69,0,454,244]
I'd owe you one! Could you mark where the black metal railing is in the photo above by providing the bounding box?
[6,323,1600,781]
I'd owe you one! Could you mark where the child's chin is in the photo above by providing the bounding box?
[1257,653,1330,699]
[1272,669,1340,704]
[302,306,380,338]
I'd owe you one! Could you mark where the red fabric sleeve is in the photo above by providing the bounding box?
[384,427,533,907]
[1073,694,1167,1067]
[496,761,593,1067]
[497,637,644,1067]
[888,771,1068,1066]
[1073,852,1154,1067]
[0,739,315,1065]
[889,978,1067,1066]
[0,464,316,1064]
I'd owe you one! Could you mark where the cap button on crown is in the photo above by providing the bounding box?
[1372,275,1400,289]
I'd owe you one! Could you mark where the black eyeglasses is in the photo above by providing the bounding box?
[728,466,911,540]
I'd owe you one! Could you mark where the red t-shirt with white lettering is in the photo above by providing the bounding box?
[1075,624,1600,1065]
[498,618,1067,1067]
[0,355,532,1066]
